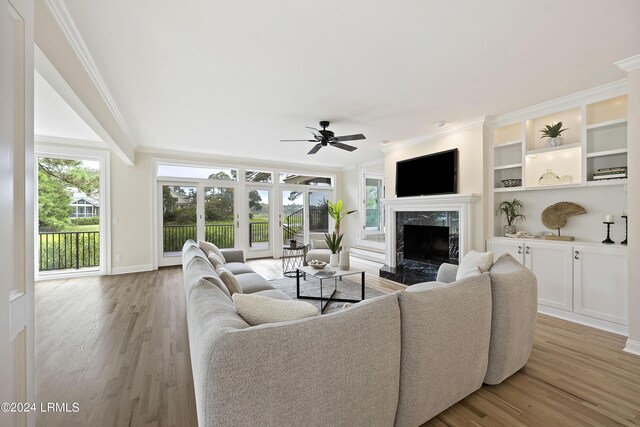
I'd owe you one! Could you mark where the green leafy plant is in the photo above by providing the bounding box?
[539,122,568,139]
[324,232,343,254]
[327,199,356,235]
[496,199,526,226]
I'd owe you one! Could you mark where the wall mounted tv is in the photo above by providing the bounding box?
[395,149,458,197]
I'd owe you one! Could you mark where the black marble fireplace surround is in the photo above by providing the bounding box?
[380,210,460,285]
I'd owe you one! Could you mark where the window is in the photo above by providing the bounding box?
[279,173,332,187]
[246,170,273,183]
[157,164,237,181]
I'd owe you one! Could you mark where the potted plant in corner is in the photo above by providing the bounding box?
[496,199,526,236]
[540,122,568,148]
[324,199,356,268]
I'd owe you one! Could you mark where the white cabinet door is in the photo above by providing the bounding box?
[487,239,524,264]
[524,242,573,312]
[573,245,627,325]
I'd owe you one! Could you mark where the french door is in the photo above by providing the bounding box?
[279,188,330,255]
[158,181,238,266]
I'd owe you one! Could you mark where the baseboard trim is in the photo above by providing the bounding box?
[624,339,640,356]
[538,305,628,336]
[111,264,154,275]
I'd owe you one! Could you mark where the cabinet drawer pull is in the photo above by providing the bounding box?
[525,246,530,254]
[574,251,579,259]
[517,246,522,254]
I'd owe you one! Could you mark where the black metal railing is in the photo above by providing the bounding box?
[39,231,100,271]
[163,223,238,252]
[309,206,328,232]
[284,208,303,241]
[249,221,269,247]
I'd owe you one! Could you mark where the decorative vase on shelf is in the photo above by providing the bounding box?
[539,169,560,186]
[329,253,339,267]
[504,225,516,236]
[545,136,563,148]
[339,248,350,270]
[559,175,573,184]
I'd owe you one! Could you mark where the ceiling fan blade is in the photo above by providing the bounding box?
[280,139,317,142]
[305,127,323,138]
[307,143,323,155]
[332,142,357,152]
[334,133,366,142]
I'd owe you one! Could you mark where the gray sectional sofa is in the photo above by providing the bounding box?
[182,240,537,427]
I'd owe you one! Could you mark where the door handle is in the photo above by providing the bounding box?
[517,246,522,254]
[236,220,239,229]
[574,251,579,259]
[525,246,530,254]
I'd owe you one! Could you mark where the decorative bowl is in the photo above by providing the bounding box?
[308,260,327,270]
[501,179,522,188]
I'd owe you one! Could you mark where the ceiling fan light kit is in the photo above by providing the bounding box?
[281,121,366,154]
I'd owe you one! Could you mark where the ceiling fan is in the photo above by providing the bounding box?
[280,121,366,154]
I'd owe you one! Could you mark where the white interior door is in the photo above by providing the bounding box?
[1,1,35,426]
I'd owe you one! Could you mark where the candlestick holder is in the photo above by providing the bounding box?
[621,215,628,245]
[602,222,614,244]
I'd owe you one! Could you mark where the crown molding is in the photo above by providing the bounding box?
[616,54,640,73]
[491,79,628,127]
[44,0,134,145]
[380,117,488,153]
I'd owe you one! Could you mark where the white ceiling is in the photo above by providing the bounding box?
[53,0,639,167]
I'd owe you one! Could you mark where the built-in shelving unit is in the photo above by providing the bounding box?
[491,95,628,193]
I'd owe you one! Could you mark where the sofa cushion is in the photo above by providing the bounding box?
[207,252,224,269]
[251,289,292,301]
[199,293,401,427]
[395,274,492,427]
[485,253,537,385]
[216,267,243,295]
[183,245,209,269]
[199,240,226,263]
[306,248,331,263]
[184,257,230,298]
[234,273,274,294]
[231,293,319,325]
[456,250,494,280]
[311,238,330,250]
[223,262,255,275]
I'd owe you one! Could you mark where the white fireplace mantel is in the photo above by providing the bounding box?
[382,193,480,267]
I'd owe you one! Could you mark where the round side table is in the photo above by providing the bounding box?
[282,244,308,277]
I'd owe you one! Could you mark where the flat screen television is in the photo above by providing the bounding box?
[395,149,458,197]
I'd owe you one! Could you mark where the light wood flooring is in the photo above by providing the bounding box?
[35,258,640,426]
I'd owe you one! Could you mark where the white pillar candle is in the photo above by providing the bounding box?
[604,214,614,222]
[623,208,628,216]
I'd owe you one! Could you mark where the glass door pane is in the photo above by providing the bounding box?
[365,177,383,233]
[282,191,304,245]
[162,184,197,256]
[309,191,329,233]
[248,188,270,251]
[204,186,235,248]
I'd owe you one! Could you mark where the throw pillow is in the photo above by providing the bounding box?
[216,266,243,295]
[311,238,330,250]
[207,252,224,269]
[232,293,320,326]
[456,265,481,280]
[199,240,226,263]
[456,250,494,281]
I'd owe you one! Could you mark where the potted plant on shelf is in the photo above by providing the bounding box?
[540,122,568,148]
[496,199,526,236]
[324,199,356,268]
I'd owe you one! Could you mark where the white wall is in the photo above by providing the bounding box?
[384,127,487,251]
